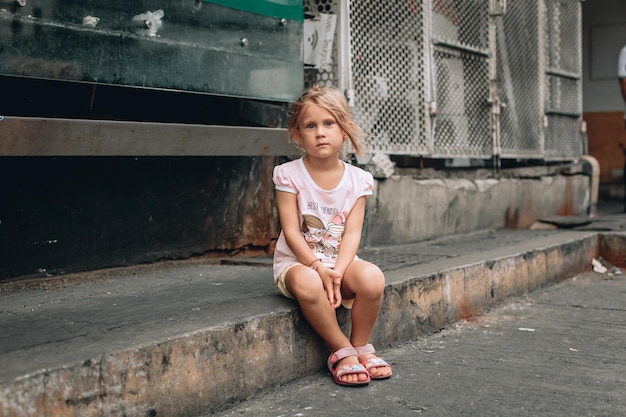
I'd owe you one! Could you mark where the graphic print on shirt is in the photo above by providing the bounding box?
[301,213,345,258]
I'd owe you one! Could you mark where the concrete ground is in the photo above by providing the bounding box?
[0,201,625,417]
[209,269,626,417]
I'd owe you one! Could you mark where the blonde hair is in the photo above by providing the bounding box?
[287,85,366,157]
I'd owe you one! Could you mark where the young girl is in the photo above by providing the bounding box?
[272,85,392,386]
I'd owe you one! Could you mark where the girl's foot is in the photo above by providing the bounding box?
[355,344,392,379]
[327,347,370,386]
[336,355,370,384]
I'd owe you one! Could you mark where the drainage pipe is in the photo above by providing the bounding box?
[581,155,600,218]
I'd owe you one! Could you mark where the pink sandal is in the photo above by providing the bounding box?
[355,344,392,380]
[327,347,370,386]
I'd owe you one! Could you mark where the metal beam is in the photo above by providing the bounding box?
[0,117,299,156]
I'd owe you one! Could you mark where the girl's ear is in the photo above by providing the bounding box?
[347,120,356,133]
[292,128,303,146]
[344,121,356,139]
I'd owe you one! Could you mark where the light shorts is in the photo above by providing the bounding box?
[277,263,355,309]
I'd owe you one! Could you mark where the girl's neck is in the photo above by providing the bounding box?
[303,154,342,171]
[302,155,344,190]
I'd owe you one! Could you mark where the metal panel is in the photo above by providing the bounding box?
[349,0,429,155]
[0,1,303,101]
[313,0,493,158]
[0,117,297,156]
[304,0,430,155]
[497,0,545,159]
[543,0,585,160]
[431,0,492,158]
[203,0,303,21]
[339,0,584,161]
[432,47,492,158]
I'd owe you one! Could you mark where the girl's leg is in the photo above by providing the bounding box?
[342,260,392,378]
[284,265,368,384]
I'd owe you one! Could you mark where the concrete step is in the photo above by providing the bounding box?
[210,268,626,417]
[0,218,625,416]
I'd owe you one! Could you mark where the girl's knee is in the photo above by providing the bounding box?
[370,272,386,294]
[286,267,324,300]
[363,262,385,284]
[348,261,385,295]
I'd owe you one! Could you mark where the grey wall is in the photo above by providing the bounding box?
[582,0,626,112]
[363,164,591,247]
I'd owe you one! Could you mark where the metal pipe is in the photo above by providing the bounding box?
[580,155,600,218]
[337,0,354,106]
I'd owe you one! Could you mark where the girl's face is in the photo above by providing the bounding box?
[294,103,347,159]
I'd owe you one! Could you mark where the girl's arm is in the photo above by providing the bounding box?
[276,190,342,307]
[332,196,366,278]
[276,190,312,261]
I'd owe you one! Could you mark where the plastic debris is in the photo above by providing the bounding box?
[82,15,100,28]
[518,328,535,332]
[592,257,622,276]
[592,258,607,274]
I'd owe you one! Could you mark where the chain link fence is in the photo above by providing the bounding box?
[497,0,544,159]
[431,0,492,158]
[543,0,585,159]
[303,0,585,162]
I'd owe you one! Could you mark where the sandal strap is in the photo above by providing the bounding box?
[327,347,371,386]
[328,346,358,366]
[361,357,390,370]
[334,363,368,378]
[354,343,376,356]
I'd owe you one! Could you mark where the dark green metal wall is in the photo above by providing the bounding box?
[0,156,283,280]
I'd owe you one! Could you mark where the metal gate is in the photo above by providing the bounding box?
[497,0,544,159]
[303,0,585,161]
[430,0,492,158]
[303,0,430,155]
[497,0,585,160]
[543,0,585,159]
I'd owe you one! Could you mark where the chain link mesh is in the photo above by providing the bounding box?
[430,0,492,157]
[431,0,489,49]
[349,1,429,154]
[543,0,584,159]
[432,48,492,157]
[497,1,544,158]
[300,0,583,161]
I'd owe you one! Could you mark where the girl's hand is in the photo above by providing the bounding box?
[316,265,343,309]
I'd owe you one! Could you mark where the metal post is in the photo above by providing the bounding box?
[337,0,354,106]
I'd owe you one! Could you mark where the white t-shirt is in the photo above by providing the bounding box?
[618,45,626,78]
[272,157,374,281]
